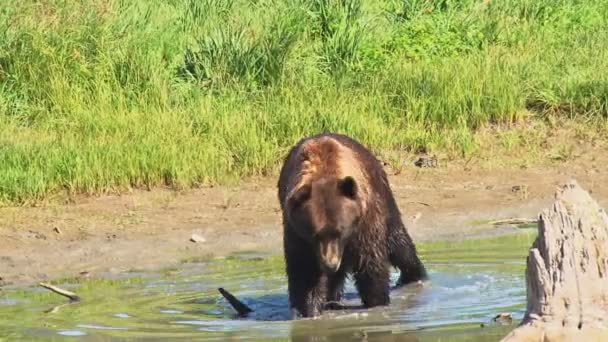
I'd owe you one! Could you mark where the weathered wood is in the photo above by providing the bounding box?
[501,180,608,341]
[218,287,253,317]
[488,218,537,226]
[39,282,81,302]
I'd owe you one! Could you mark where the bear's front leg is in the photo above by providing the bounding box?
[354,264,390,308]
[284,228,328,318]
[286,268,328,318]
[323,269,346,310]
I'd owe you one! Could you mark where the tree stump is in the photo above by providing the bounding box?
[501,180,608,341]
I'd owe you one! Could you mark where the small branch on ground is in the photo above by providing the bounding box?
[405,201,432,207]
[488,218,537,225]
[39,282,81,302]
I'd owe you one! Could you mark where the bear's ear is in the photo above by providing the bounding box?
[338,176,357,199]
[287,184,311,209]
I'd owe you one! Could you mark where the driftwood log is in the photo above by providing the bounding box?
[501,180,608,341]
[218,287,253,317]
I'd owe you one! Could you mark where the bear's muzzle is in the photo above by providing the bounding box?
[319,239,342,273]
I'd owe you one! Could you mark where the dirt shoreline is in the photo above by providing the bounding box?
[1,153,607,288]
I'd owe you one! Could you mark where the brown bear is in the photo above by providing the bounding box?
[277,132,427,318]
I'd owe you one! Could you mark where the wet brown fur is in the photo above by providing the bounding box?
[278,132,427,318]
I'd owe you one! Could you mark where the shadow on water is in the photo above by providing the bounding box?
[0,230,536,341]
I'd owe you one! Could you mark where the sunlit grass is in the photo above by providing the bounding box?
[1,0,607,204]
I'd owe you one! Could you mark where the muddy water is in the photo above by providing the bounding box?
[0,230,536,341]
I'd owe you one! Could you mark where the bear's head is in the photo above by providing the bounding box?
[286,175,362,274]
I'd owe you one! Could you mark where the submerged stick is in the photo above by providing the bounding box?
[39,282,81,302]
[218,287,253,317]
[44,302,72,314]
[324,301,364,311]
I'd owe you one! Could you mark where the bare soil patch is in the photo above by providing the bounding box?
[1,150,607,287]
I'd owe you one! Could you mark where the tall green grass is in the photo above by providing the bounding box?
[1,0,607,204]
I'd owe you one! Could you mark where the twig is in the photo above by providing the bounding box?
[324,301,364,311]
[405,201,432,207]
[39,282,81,302]
[218,287,253,317]
[488,218,537,226]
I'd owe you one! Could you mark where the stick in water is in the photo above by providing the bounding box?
[39,282,81,302]
[218,287,253,317]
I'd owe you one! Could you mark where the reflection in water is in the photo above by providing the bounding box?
[57,330,87,337]
[0,232,534,341]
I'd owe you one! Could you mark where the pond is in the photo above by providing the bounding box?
[0,229,536,341]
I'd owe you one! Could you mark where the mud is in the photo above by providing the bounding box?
[1,153,606,287]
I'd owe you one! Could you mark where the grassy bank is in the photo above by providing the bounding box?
[1,0,607,204]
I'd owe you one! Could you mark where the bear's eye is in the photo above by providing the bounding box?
[338,176,357,199]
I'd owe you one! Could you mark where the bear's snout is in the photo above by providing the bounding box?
[319,240,342,273]
[320,257,341,274]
